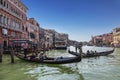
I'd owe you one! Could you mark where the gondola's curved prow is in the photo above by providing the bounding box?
[15,52,82,64]
[68,48,114,58]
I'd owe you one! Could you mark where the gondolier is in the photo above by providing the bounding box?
[22,43,28,58]
[78,44,82,61]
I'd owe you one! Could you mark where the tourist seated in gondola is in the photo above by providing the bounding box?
[87,50,90,55]
[30,53,36,60]
[31,46,38,56]
[39,52,47,61]
[94,51,97,55]
[90,50,94,55]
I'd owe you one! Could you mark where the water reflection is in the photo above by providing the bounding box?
[113,48,120,65]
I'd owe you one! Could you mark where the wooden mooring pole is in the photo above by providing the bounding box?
[10,48,14,63]
[43,43,45,53]
[0,47,3,63]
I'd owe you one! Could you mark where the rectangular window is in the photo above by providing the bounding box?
[7,3,8,8]
[0,0,3,4]
[18,23,20,29]
[5,16,7,25]
[11,32,15,37]
[3,16,5,24]
[13,20,15,27]
[22,24,24,30]
[6,17,9,25]
[3,1,6,7]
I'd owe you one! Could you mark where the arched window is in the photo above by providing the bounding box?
[22,24,24,30]
[30,32,35,39]
[3,16,6,24]
[0,14,2,23]
[0,0,3,5]
[3,1,6,7]
[26,27,28,32]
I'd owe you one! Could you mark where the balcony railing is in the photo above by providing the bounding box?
[0,5,22,20]
[0,22,7,28]
[0,22,23,32]
[8,25,23,32]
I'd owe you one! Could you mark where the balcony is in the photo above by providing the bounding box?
[0,22,23,32]
[15,28,23,32]
[0,22,7,28]
[0,5,22,20]
[8,25,23,32]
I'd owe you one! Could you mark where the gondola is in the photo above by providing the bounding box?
[68,48,114,58]
[15,53,81,64]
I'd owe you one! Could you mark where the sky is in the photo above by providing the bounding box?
[22,0,120,42]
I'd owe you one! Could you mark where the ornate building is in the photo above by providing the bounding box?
[113,27,120,47]
[27,18,40,44]
[91,32,113,46]
[0,0,28,47]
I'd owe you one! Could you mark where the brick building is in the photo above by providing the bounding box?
[27,18,40,44]
[0,0,28,48]
[91,32,113,46]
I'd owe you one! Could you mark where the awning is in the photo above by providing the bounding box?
[11,39,33,45]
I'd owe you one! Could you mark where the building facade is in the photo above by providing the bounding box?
[92,36,103,46]
[0,0,28,48]
[113,27,120,47]
[91,32,113,46]
[27,18,40,44]
[39,27,45,49]
[0,0,69,50]
[102,33,113,46]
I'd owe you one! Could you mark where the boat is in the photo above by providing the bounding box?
[68,48,114,58]
[54,40,67,49]
[15,53,81,64]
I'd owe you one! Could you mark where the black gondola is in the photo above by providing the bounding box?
[15,53,81,64]
[68,48,114,58]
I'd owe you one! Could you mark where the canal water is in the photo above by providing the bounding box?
[0,46,120,80]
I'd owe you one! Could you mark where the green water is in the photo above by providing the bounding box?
[0,46,120,80]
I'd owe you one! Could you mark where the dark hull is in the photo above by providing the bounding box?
[68,49,114,58]
[15,53,81,64]
[55,47,67,50]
